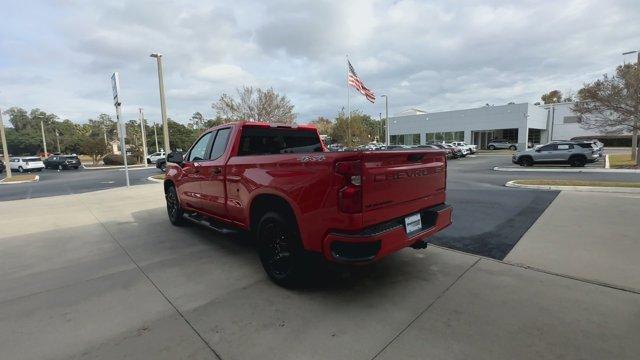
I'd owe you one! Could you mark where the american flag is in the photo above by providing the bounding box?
[348,60,375,103]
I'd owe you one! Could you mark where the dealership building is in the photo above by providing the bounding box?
[387,102,626,150]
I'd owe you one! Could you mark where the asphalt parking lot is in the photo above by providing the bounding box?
[1,179,638,359]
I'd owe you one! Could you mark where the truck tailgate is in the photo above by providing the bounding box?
[361,150,446,215]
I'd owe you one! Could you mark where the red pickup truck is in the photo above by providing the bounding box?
[164,121,452,287]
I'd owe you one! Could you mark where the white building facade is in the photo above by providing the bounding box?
[387,102,620,150]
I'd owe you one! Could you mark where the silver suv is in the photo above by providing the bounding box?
[512,142,599,167]
[487,139,517,150]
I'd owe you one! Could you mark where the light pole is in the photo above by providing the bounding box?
[39,115,48,156]
[150,53,171,154]
[381,95,389,145]
[139,108,148,167]
[0,108,12,178]
[622,50,639,162]
[153,123,159,153]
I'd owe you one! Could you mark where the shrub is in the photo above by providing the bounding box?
[103,153,138,165]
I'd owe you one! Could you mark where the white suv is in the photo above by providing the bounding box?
[450,141,477,154]
[10,157,45,172]
[146,151,165,164]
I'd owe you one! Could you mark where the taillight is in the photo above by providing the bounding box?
[335,160,362,213]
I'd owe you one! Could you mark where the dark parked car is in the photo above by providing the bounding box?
[44,155,81,170]
[156,157,167,172]
[0,159,5,174]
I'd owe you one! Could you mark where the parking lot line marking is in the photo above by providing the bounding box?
[80,200,224,360]
[371,257,481,360]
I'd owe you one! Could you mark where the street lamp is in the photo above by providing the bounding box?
[381,95,389,145]
[150,53,170,154]
[622,50,639,161]
[38,114,48,156]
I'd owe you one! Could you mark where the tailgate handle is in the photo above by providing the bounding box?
[407,154,424,162]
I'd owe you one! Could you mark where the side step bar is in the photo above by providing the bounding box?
[183,212,239,235]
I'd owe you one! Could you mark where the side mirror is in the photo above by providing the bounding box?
[167,151,184,164]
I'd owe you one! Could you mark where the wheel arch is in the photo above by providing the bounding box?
[249,193,299,235]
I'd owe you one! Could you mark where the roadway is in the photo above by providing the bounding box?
[0,166,160,201]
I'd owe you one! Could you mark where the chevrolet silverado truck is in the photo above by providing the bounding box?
[164,122,452,287]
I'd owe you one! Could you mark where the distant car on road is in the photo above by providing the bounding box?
[488,139,518,150]
[512,142,599,167]
[146,151,165,164]
[44,155,81,170]
[9,157,45,172]
[156,158,167,172]
[450,141,477,154]
[0,159,5,174]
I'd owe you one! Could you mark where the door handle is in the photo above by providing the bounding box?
[213,167,222,175]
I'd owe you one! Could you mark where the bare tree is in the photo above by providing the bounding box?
[212,86,296,124]
[572,63,640,163]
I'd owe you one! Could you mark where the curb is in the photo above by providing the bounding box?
[493,166,640,174]
[505,180,640,194]
[83,164,151,170]
[0,175,40,185]
[146,176,165,183]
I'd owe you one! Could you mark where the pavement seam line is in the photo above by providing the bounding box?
[428,244,640,295]
[370,257,481,360]
[80,199,224,360]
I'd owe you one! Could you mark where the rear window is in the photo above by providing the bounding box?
[238,127,322,156]
[65,156,79,160]
[25,157,41,162]
[575,143,596,149]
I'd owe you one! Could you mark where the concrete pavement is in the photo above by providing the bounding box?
[1,184,639,359]
[506,191,640,291]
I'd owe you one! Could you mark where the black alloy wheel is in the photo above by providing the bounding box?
[165,185,185,226]
[570,156,586,167]
[520,157,534,167]
[258,212,308,288]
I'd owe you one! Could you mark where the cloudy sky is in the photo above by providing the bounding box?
[1,0,639,124]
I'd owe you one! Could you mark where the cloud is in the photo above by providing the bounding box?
[0,0,639,124]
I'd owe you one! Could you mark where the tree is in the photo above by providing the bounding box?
[310,117,333,135]
[329,111,369,147]
[541,90,563,104]
[189,112,206,129]
[80,137,108,165]
[572,63,640,164]
[167,119,199,151]
[213,86,296,124]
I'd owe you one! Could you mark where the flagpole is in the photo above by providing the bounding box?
[347,55,351,147]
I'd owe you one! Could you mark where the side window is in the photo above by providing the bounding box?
[187,132,213,162]
[209,128,231,160]
[539,144,555,151]
[557,144,571,150]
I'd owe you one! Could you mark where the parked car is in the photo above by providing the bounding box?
[488,139,518,150]
[443,144,464,158]
[0,159,5,174]
[156,158,167,172]
[44,154,81,170]
[146,151,165,164]
[164,121,452,287]
[451,141,477,154]
[427,143,455,159]
[9,156,45,172]
[446,143,470,156]
[512,142,599,167]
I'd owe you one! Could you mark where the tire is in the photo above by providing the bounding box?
[73,166,79,170]
[257,211,309,288]
[520,157,534,167]
[509,145,517,151]
[147,159,152,164]
[488,145,496,150]
[165,185,185,226]
[160,163,166,172]
[18,166,24,173]
[569,156,586,167]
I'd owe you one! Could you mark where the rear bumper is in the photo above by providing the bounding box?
[323,204,452,263]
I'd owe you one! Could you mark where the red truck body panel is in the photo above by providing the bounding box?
[165,122,452,263]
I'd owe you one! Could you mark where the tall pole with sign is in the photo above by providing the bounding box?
[0,109,12,178]
[111,72,130,187]
[150,53,170,154]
